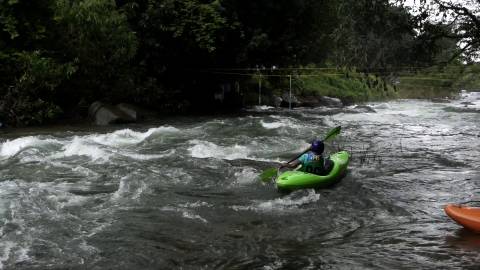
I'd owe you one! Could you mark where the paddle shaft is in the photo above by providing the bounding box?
[286,147,311,164]
[284,126,340,164]
[260,126,341,181]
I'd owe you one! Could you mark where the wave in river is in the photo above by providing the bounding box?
[231,189,321,213]
[0,126,179,163]
[1,95,480,269]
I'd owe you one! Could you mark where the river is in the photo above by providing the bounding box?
[0,92,479,269]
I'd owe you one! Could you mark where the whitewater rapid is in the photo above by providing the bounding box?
[0,92,479,269]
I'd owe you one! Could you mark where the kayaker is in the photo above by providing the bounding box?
[280,140,333,176]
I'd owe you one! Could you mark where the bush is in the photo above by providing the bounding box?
[0,51,76,126]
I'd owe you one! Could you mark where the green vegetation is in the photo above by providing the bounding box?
[0,0,479,126]
[297,71,396,104]
[243,69,397,105]
[396,65,480,99]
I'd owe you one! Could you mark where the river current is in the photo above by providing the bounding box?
[0,92,479,269]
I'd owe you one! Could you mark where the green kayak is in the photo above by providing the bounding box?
[276,151,350,191]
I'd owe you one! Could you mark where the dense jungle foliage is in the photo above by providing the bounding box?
[0,0,479,126]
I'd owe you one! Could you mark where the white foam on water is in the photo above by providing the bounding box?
[122,149,176,161]
[182,211,208,223]
[188,140,251,160]
[232,189,320,213]
[111,177,128,201]
[187,139,284,163]
[132,181,148,200]
[372,103,391,110]
[247,105,274,111]
[159,206,208,223]
[179,201,212,208]
[111,176,149,201]
[256,189,320,211]
[0,238,29,268]
[71,165,99,177]
[0,241,15,269]
[260,120,286,129]
[78,239,99,255]
[0,181,18,217]
[460,91,480,101]
[263,259,285,270]
[57,136,113,162]
[85,220,113,238]
[0,136,60,158]
[266,115,305,130]
[450,91,480,110]
[322,117,336,127]
[0,180,117,269]
[163,168,193,184]
[14,247,30,264]
[46,192,89,210]
[232,167,259,186]
[1,126,181,165]
[90,126,180,147]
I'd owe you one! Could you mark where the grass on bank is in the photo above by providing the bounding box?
[244,69,398,105]
[396,64,480,99]
[297,71,397,104]
[241,64,480,107]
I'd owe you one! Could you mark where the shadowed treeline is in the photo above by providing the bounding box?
[0,0,478,126]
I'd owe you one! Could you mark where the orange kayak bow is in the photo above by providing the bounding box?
[445,204,480,232]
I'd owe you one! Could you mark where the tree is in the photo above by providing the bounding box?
[0,0,73,126]
[54,0,138,103]
[331,0,420,71]
[220,0,337,66]
[410,0,480,62]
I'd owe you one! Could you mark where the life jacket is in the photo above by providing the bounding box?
[298,152,328,175]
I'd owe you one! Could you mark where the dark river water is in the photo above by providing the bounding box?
[0,92,479,269]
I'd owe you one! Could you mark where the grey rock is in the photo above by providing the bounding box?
[354,105,376,113]
[318,96,343,107]
[281,92,300,108]
[461,101,475,107]
[116,103,137,121]
[298,96,321,107]
[88,101,136,125]
[272,95,283,107]
[431,98,450,103]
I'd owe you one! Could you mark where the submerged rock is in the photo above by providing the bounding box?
[461,101,475,107]
[431,98,451,103]
[354,105,376,113]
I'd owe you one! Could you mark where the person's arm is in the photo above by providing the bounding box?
[280,159,301,169]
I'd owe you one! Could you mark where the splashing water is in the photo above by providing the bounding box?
[0,94,480,269]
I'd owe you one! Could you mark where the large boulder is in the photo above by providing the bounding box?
[272,95,283,108]
[318,96,343,107]
[298,96,321,107]
[280,92,300,108]
[88,101,136,125]
[116,103,138,121]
